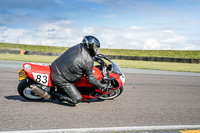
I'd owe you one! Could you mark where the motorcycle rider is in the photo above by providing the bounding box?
[50,35,107,105]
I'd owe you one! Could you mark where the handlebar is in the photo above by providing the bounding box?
[95,54,115,82]
[97,54,110,61]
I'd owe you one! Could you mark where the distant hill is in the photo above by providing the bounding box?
[0,43,200,59]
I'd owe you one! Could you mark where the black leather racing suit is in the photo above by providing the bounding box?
[51,43,104,104]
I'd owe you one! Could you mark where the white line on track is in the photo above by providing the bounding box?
[1,125,200,133]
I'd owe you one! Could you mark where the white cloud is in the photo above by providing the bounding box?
[0,26,30,43]
[129,26,139,30]
[83,27,94,34]
[164,30,174,34]
[161,30,186,45]
[0,20,198,50]
[143,39,160,50]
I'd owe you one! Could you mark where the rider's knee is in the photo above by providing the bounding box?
[73,95,82,104]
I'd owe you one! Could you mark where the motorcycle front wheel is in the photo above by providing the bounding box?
[18,79,42,100]
[98,86,123,100]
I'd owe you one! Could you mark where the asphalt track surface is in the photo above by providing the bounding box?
[0,60,200,132]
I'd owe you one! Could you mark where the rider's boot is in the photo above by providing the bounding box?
[50,91,76,106]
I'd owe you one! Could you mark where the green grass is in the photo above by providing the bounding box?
[113,60,200,73]
[1,54,200,73]
[100,49,200,59]
[0,54,57,63]
[0,43,68,53]
[1,43,200,59]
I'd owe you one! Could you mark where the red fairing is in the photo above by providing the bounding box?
[109,72,123,89]
[74,66,102,87]
[23,63,53,87]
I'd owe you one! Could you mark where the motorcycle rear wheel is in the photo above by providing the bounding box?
[98,86,123,100]
[18,79,42,100]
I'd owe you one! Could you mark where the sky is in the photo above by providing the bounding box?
[0,0,200,50]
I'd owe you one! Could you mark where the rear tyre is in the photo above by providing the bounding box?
[18,79,42,100]
[98,86,123,100]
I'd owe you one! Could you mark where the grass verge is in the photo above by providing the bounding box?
[1,54,200,73]
[0,54,57,63]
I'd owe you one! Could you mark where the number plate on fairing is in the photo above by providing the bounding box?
[32,72,49,86]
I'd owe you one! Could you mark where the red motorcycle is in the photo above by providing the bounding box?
[17,54,125,102]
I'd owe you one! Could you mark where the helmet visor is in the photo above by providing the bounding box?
[93,44,100,54]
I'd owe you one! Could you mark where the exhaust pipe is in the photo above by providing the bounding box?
[30,85,51,99]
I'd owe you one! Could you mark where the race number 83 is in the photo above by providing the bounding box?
[33,73,49,86]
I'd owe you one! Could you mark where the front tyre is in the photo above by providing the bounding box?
[18,79,42,100]
[98,86,123,100]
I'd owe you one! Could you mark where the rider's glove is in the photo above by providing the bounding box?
[99,83,109,92]
[94,57,107,66]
